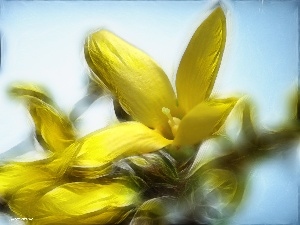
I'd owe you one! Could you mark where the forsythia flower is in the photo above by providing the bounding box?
[3,7,237,182]
[84,7,237,149]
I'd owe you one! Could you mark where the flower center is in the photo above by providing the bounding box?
[162,107,181,137]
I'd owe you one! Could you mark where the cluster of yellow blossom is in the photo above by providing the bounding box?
[0,6,238,224]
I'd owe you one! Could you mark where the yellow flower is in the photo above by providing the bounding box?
[84,7,237,148]
[7,7,237,173]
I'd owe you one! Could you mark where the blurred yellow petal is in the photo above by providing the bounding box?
[176,7,226,113]
[0,162,54,199]
[85,30,177,136]
[173,98,237,146]
[0,143,79,199]
[8,82,53,105]
[9,83,76,153]
[8,180,57,218]
[74,122,172,168]
[10,182,139,224]
[29,98,76,152]
[39,182,138,215]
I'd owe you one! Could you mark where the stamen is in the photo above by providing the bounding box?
[162,107,181,136]
[162,107,175,126]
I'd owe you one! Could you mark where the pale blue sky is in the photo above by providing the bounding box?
[0,0,298,224]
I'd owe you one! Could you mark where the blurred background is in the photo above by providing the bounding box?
[0,0,298,224]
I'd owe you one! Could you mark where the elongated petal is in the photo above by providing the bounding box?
[0,162,54,199]
[29,98,76,152]
[9,82,53,105]
[39,182,138,215]
[74,122,172,168]
[176,7,226,113]
[173,98,237,146]
[9,182,139,224]
[9,84,76,152]
[85,30,177,136]
[0,143,79,199]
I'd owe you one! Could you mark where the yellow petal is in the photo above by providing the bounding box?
[85,30,177,136]
[176,7,226,113]
[173,98,237,146]
[9,83,76,152]
[74,122,172,168]
[8,180,57,218]
[28,98,76,152]
[0,143,79,199]
[10,182,139,224]
[0,162,54,199]
[9,82,53,105]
